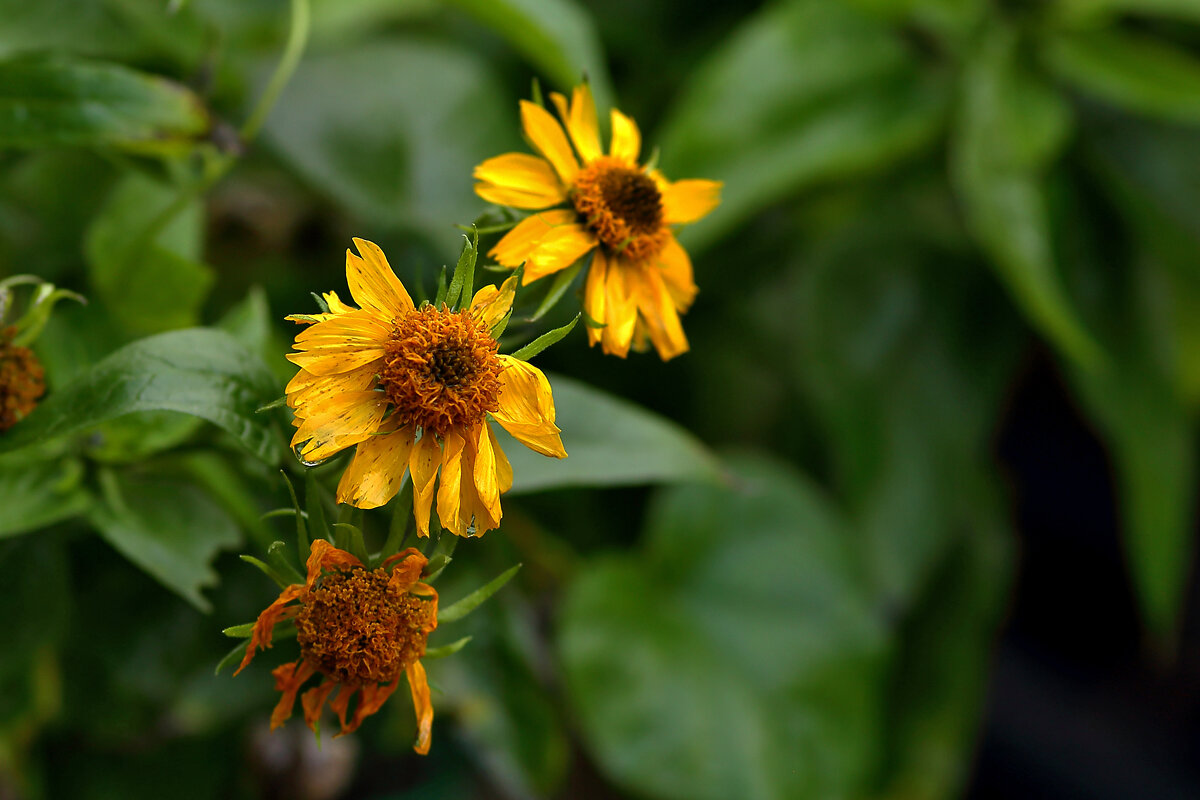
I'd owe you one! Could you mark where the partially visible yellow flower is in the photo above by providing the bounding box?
[236,540,437,752]
[285,238,566,537]
[0,325,44,432]
[474,85,721,360]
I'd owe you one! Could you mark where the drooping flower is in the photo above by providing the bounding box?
[0,326,45,432]
[236,540,438,751]
[474,84,721,360]
[286,238,566,536]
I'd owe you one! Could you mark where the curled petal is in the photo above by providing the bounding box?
[301,679,339,731]
[336,424,416,509]
[656,234,698,312]
[407,661,434,755]
[525,224,596,284]
[410,432,441,536]
[435,427,467,536]
[269,659,317,730]
[470,276,518,330]
[381,547,429,587]
[493,356,566,458]
[236,584,305,675]
[342,677,402,735]
[609,109,640,164]
[305,538,362,586]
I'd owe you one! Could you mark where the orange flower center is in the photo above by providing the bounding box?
[0,327,45,433]
[296,567,436,685]
[572,157,668,262]
[379,306,503,437]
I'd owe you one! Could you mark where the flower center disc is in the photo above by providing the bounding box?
[0,327,46,433]
[380,307,503,437]
[572,157,667,262]
[296,568,435,684]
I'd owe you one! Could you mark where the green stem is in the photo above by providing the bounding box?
[240,0,310,143]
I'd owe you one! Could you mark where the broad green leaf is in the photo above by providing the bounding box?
[657,0,949,253]
[781,181,1023,606]
[0,451,89,538]
[560,455,887,800]
[89,471,241,611]
[0,329,283,464]
[446,0,612,108]
[1060,143,1199,644]
[263,40,512,256]
[0,57,211,155]
[952,24,1103,369]
[875,486,1013,800]
[85,173,213,336]
[498,374,721,494]
[1042,29,1200,125]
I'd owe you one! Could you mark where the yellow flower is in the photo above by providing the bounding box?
[0,325,45,432]
[236,540,438,752]
[285,239,567,537]
[474,84,721,360]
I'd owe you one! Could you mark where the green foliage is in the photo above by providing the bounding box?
[0,57,211,155]
[561,456,888,800]
[501,374,722,494]
[0,329,282,464]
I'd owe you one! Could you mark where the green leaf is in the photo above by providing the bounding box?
[90,471,241,612]
[876,489,1014,800]
[560,455,887,800]
[423,635,472,659]
[508,313,579,361]
[438,564,521,624]
[263,40,513,255]
[952,24,1103,369]
[1042,28,1200,126]
[1055,0,1200,25]
[445,0,613,109]
[499,374,721,494]
[657,0,949,253]
[0,56,211,155]
[0,453,90,538]
[85,173,213,336]
[445,227,479,311]
[0,328,283,464]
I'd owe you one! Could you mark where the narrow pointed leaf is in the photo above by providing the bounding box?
[438,564,522,623]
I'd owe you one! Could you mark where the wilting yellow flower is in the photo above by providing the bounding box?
[236,540,438,752]
[0,326,45,432]
[474,84,721,360]
[286,238,567,536]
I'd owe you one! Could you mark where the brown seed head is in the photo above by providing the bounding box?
[0,327,45,433]
[296,567,436,685]
[572,156,668,262]
[380,306,503,437]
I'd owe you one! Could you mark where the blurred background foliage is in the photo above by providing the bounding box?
[1,0,1199,798]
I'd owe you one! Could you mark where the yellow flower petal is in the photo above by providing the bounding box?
[661,178,722,225]
[551,85,602,163]
[406,661,434,755]
[474,153,565,209]
[291,390,389,462]
[487,422,513,493]
[336,425,416,509]
[286,363,378,420]
[583,248,607,348]
[470,275,518,330]
[436,428,466,536]
[601,257,638,357]
[410,432,441,537]
[525,224,597,284]
[656,234,698,312]
[492,355,567,458]
[630,263,689,360]
[347,239,414,317]
[473,421,500,515]
[286,346,385,377]
[609,109,641,164]
[520,100,579,185]
[489,210,578,268]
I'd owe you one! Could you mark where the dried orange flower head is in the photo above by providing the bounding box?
[474,84,722,360]
[237,541,438,752]
[296,565,437,685]
[0,326,45,432]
